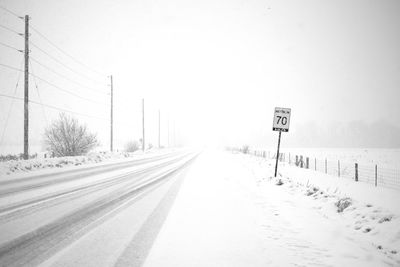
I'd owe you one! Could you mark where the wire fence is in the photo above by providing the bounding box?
[231,147,400,191]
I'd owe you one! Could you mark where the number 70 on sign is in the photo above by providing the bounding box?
[273,107,291,132]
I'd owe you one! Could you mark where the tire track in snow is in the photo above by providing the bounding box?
[0,153,198,267]
[115,165,187,267]
[0,153,191,223]
[0,151,180,197]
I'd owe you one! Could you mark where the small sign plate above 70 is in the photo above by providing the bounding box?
[273,107,291,132]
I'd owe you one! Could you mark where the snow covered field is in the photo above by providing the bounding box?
[145,150,400,266]
[279,148,400,169]
[248,148,400,190]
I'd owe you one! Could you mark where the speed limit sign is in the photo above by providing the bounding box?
[272,107,291,177]
[273,107,291,132]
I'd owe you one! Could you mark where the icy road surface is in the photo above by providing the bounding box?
[0,150,198,267]
[0,149,399,267]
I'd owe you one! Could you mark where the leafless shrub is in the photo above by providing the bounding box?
[125,140,140,152]
[44,113,99,157]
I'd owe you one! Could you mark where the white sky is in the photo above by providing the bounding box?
[0,0,400,153]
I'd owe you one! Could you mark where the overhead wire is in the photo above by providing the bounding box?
[0,5,109,148]
[30,57,108,95]
[0,41,22,52]
[0,93,107,121]
[29,24,107,78]
[28,72,108,106]
[1,64,107,106]
[0,5,23,20]
[0,24,22,36]
[0,62,23,72]
[29,41,105,86]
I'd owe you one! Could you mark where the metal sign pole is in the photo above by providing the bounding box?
[274,130,282,177]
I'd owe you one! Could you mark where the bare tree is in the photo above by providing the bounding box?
[44,113,99,157]
[125,140,140,152]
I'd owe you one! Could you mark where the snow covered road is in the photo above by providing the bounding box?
[0,150,198,267]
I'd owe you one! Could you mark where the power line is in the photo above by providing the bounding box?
[30,57,108,95]
[29,24,107,78]
[0,62,23,72]
[0,93,23,101]
[0,5,23,20]
[0,24,22,36]
[28,72,109,106]
[29,41,105,86]
[0,93,107,121]
[0,41,22,52]
[31,99,107,120]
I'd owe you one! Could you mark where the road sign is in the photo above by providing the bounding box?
[272,107,291,177]
[273,107,291,132]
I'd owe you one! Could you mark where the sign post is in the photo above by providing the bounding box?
[272,107,291,177]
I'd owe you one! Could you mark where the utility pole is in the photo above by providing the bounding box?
[110,75,113,152]
[142,98,145,151]
[23,15,29,160]
[158,109,161,148]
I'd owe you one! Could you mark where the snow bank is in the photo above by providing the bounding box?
[237,153,400,265]
[0,149,165,177]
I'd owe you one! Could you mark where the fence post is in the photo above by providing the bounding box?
[300,155,304,168]
[355,163,358,182]
[315,158,317,171]
[338,160,340,177]
[306,157,309,169]
[325,158,327,174]
[375,164,378,187]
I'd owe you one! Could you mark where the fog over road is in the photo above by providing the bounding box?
[0,150,198,267]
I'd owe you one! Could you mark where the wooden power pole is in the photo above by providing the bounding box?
[142,98,145,151]
[23,15,29,160]
[110,75,113,152]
